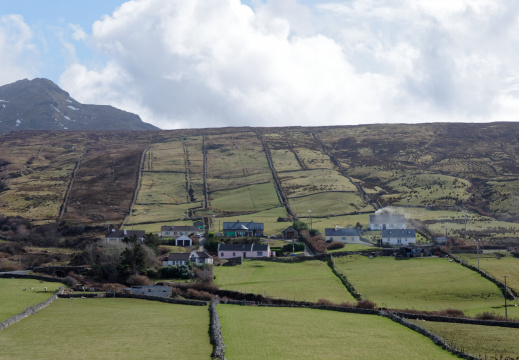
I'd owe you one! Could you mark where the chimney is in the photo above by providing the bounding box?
[124,229,127,235]
[335,225,338,231]
[112,229,115,232]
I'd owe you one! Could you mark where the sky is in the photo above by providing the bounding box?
[1,0,519,130]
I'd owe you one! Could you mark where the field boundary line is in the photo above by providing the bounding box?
[0,287,64,331]
[450,254,517,300]
[255,130,295,219]
[209,300,226,360]
[327,255,364,300]
[57,147,87,222]
[121,142,150,227]
[202,135,209,209]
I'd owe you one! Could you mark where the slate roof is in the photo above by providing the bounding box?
[223,221,264,230]
[369,214,406,224]
[217,244,270,252]
[176,235,192,241]
[161,225,199,233]
[105,230,145,238]
[382,229,416,238]
[324,227,360,237]
[192,251,211,258]
[166,253,191,261]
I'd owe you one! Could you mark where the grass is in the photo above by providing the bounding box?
[456,253,519,294]
[279,169,357,197]
[289,191,374,217]
[269,149,303,172]
[0,298,212,360]
[329,244,381,252]
[210,183,280,213]
[335,255,519,317]
[127,202,200,224]
[137,171,190,204]
[0,279,62,322]
[218,305,457,360]
[213,207,289,235]
[214,259,356,303]
[409,319,519,358]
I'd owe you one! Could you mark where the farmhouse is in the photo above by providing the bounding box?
[175,234,193,247]
[282,226,298,239]
[369,214,407,230]
[217,243,270,259]
[190,251,213,265]
[161,225,199,237]
[126,285,172,297]
[222,221,264,237]
[325,227,361,243]
[105,229,145,244]
[163,253,191,266]
[381,229,416,245]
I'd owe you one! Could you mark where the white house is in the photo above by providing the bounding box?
[163,253,191,266]
[369,214,406,230]
[324,227,361,243]
[381,229,416,246]
[175,234,192,247]
[190,251,213,265]
[161,225,199,238]
[217,244,270,259]
[126,286,172,297]
[104,229,145,244]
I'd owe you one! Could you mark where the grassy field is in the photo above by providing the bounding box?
[334,256,518,317]
[136,172,189,204]
[0,298,212,360]
[289,191,374,217]
[409,320,519,358]
[214,260,356,303]
[329,244,380,252]
[218,305,457,360]
[456,253,519,294]
[279,169,357,197]
[0,279,62,322]
[210,183,280,213]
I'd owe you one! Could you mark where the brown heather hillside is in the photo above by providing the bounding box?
[1,123,519,244]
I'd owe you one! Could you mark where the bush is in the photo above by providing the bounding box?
[62,276,78,288]
[126,274,153,286]
[281,242,305,253]
[437,309,465,318]
[475,312,507,321]
[157,265,195,280]
[185,288,216,300]
[309,229,320,236]
[326,241,345,251]
[316,299,335,306]
[356,299,376,309]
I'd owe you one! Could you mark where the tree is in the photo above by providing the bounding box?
[355,222,363,229]
[143,232,161,252]
[292,221,308,231]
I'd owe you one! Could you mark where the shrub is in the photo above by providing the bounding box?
[126,274,153,286]
[281,242,305,253]
[475,312,507,321]
[309,229,320,236]
[438,309,465,318]
[356,299,376,309]
[185,288,216,300]
[316,298,335,306]
[326,241,345,251]
[102,283,126,292]
[62,276,78,288]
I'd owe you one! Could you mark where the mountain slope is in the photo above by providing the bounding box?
[0,78,159,132]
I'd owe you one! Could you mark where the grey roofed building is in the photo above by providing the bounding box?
[382,229,416,238]
[324,227,360,237]
[127,286,172,298]
[369,214,406,230]
[166,253,191,262]
[105,229,145,244]
[222,220,264,237]
[161,225,199,237]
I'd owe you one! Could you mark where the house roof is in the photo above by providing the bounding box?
[324,227,360,237]
[166,253,191,261]
[176,235,192,241]
[223,221,264,230]
[218,243,253,252]
[191,251,211,258]
[282,226,297,233]
[161,225,198,232]
[382,229,416,238]
[252,244,269,251]
[369,214,406,224]
[105,230,145,238]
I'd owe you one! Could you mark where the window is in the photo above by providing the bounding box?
[397,239,402,244]
[257,252,263,256]
[220,252,224,257]
[342,237,346,240]
[166,231,170,235]
[174,232,177,235]
[233,252,236,257]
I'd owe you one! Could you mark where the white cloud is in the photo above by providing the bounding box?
[69,24,87,41]
[60,0,519,129]
[0,15,38,85]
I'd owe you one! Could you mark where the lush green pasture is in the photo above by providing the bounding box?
[214,259,355,303]
[210,183,280,213]
[0,298,211,360]
[218,305,456,360]
[329,244,380,252]
[310,213,371,232]
[144,140,186,172]
[456,253,519,294]
[0,279,62,322]
[335,256,517,317]
[127,202,199,224]
[289,191,374,217]
[279,169,357,197]
[409,320,519,358]
[137,171,189,204]
[208,173,273,192]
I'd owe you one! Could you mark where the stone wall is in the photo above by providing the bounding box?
[110,292,207,306]
[0,287,64,331]
[0,273,64,282]
[209,300,226,360]
[327,255,364,300]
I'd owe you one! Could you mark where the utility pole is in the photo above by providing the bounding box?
[308,210,312,231]
[474,239,480,271]
[504,275,509,321]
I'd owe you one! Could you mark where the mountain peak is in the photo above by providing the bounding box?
[0,78,159,132]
